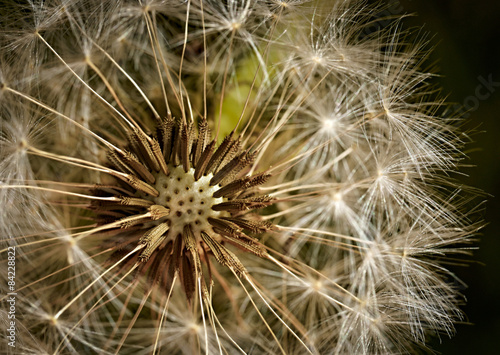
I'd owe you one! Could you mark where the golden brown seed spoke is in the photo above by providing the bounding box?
[207,217,242,235]
[129,128,161,172]
[122,151,156,184]
[205,133,234,174]
[194,119,209,166]
[124,174,159,196]
[211,227,267,257]
[180,123,192,172]
[195,140,216,180]
[200,231,246,276]
[212,196,274,211]
[210,150,255,186]
[183,225,203,277]
[149,205,170,220]
[119,197,155,207]
[159,116,176,160]
[139,223,170,261]
[221,217,274,233]
[180,255,196,300]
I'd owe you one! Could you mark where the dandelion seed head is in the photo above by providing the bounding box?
[0,1,482,353]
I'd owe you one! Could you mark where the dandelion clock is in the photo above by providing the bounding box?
[0,1,481,354]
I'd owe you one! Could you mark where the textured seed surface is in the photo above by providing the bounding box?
[152,165,226,239]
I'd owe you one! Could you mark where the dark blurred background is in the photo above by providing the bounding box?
[368,0,500,353]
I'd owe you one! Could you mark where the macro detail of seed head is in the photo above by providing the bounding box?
[93,117,273,300]
[0,1,482,354]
